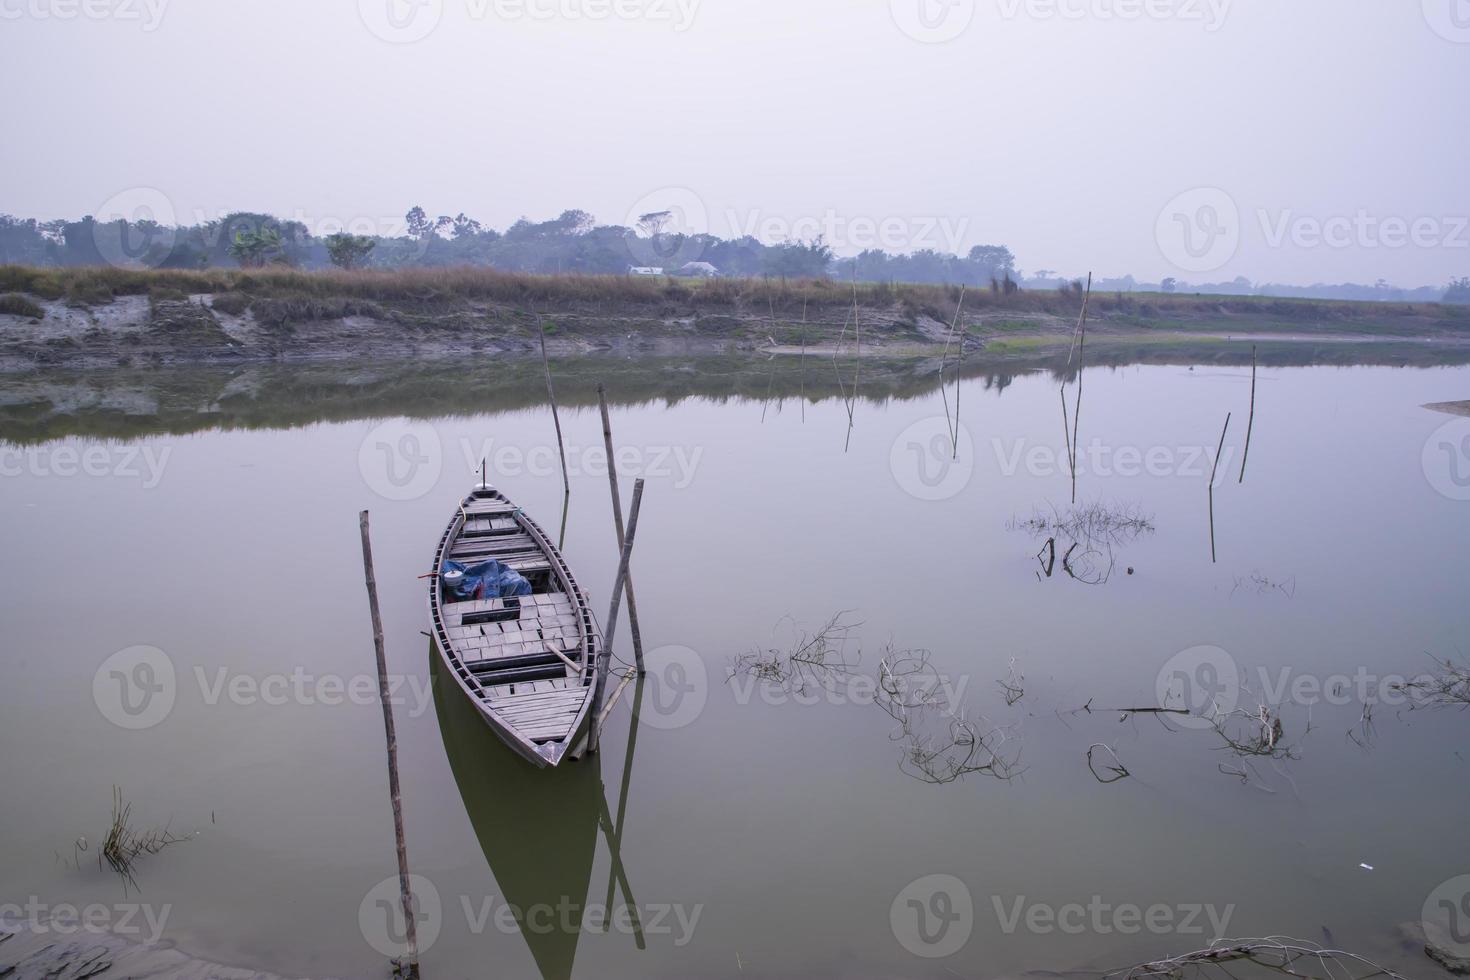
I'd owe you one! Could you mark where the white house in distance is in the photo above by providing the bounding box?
[675,261,719,278]
[628,266,664,276]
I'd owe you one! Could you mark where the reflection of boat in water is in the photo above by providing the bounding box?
[434,642,644,979]
[428,483,603,768]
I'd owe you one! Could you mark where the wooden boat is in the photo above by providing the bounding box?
[429,484,602,768]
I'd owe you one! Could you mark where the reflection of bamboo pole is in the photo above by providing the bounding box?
[939,286,968,455]
[597,384,644,671]
[591,479,645,753]
[1209,413,1232,564]
[1239,346,1257,484]
[358,512,418,980]
[537,318,570,497]
[799,299,808,423]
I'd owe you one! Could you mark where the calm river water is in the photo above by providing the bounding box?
[2,351,1469,979]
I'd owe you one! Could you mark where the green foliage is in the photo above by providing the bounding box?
[0,293,44,318]
[229,227,285,268]
[1446,277,1470,304]
[324,233,376,270]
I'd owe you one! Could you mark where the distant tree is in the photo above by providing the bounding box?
[405,206,434,241]
[229,227,283,267]
[1446,277,1470,304]
[1161,277,1178,293]
[325,233,376,269]
[450,213,482,239]
[762,237,834,279]
[968,244,1015,277]
[638,211,672,238]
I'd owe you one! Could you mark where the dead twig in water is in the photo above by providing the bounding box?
[1107,936,1408,980]
[998,657,1026,706]
[727,612,861,693]
[1087,743,1131,783]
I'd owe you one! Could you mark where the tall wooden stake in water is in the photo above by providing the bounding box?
[1208,413,1232,564]
[591,478,646,754]
[358,511,418,980]
[597,384,645,673]
[538,318,570,497]
[1239,345,1257,484]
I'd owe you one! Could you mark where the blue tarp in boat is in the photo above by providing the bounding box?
[441,559,533,601]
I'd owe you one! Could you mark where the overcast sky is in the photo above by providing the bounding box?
[2,0,1467,285]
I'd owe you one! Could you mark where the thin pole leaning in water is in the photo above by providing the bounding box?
[597,383,645,673]
[1239,345,1257,484]
[1208,413,1231,564]
[358,511,419,980]
[590,478,646,754]
[538,317,571,497]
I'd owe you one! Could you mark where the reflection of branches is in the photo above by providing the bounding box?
[727,612,860,694]
[1212,703,1310,762]
[875,648,1021,784]
[1012,502,1154,586]
[1390,656,1470,709]
[899,715,1020,785]
[1108,936,1407,980]
[1013,502,1155,543]
[998,658,1026,706]
[1346,702,1377,751]
[1232,572,1297,598]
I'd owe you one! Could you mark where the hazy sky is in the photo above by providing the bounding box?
[2,0,1467,286]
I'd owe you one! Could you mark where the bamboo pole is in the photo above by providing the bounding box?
[537,318,570,497]
[1209,413,1232,564]
[1238,345,1257,484]
[596,384,645,673]
[590,478,645,754]
[358,511,418,980]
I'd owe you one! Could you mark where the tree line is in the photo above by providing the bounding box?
[0,206,1019,287]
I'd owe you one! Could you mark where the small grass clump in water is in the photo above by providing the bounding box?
[100,786,191,885]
